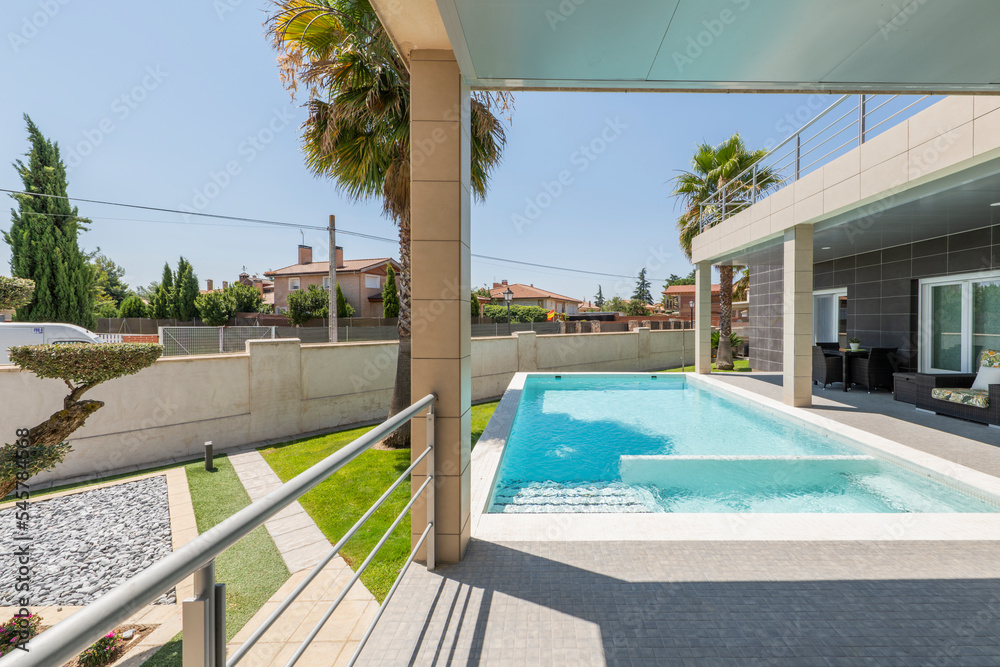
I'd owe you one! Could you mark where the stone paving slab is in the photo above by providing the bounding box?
[358,540,1000,666]
[228,448,334,573]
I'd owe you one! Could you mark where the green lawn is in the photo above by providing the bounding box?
[260,400,500,602]
[663,358,752,373]
[144,456,289,666]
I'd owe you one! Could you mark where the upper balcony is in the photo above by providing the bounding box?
[692,95,1000,267]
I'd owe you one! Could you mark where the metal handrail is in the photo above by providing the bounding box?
[2,393,436,667]
[696,93,932,233]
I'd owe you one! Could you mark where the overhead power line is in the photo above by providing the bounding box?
[1,187,678,283]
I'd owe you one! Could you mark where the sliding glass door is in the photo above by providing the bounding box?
[921,273,1000,373]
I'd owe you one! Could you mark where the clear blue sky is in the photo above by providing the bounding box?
[2,0,845,302]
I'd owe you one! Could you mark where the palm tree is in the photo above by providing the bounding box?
[670,133,779,370]
[268,0,510,446]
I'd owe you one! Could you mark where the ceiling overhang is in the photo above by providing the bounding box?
[372,0,1000,93]
[717,157,1000,268]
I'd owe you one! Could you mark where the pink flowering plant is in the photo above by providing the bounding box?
[78,631,124,667]
[0,612,41,656]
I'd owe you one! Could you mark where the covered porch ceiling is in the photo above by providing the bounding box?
[374,0,1000,93]
[719,161,1000,268]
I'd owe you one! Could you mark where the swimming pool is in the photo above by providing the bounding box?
[488,374,999,514]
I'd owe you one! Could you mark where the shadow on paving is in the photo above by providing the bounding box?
[360,540,1000,666]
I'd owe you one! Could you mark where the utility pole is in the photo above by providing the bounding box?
[328,215,337,343]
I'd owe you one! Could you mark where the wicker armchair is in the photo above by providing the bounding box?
[848,347,898,393]
[813,345,843,389]
[816,342,840,355]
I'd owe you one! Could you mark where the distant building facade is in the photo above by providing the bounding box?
[265,245,401,318]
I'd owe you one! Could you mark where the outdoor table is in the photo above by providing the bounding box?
[835,347,869,391]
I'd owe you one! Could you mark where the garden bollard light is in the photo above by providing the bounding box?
[204,441,213,471]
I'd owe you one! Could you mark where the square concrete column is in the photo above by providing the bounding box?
[783,225,814,407]
[409,50,472,564]
[694,262,713,374]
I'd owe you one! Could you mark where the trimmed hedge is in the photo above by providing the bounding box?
[8,343,163,385]
[0,276,34,311]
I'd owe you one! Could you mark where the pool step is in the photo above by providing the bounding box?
[619,454,881,490]
[491,481,653,513]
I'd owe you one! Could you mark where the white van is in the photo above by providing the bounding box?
[0,322,103,365]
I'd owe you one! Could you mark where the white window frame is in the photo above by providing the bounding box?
[812,288,847,344]
[365,274,381,289]
[919,269,1000,373]
[288,277,300,291]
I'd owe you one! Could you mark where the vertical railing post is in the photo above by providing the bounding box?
[859,94,867,145]
[213,582,226,666]
[751,163,758,203]
[183,561,216,667]
[794,134,801,180]
[425,403,436,571]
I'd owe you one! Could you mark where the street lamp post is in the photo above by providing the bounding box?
[504,287,514,336]
[688,300,695,329]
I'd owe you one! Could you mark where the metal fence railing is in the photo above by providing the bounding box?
[159,326,276,356]
[697,94,939,233]
[0,394,437,667]
[471,321,562,337]
[159,322,568,354]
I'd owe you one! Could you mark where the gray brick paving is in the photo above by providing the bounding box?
[360,540,1000,665]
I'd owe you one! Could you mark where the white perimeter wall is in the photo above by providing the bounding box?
[1,329,693,485]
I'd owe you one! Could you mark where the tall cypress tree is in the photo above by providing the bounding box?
[4,115,94,327]
[382,264,400,318]
[151,262,174,319]
[172,256,199,321]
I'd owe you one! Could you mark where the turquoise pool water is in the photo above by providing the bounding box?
[489,375,999,514]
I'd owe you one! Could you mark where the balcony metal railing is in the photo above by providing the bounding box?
[1,394,437,667]
[697,93,935,233]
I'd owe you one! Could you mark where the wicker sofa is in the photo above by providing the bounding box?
[915,350,1000,427]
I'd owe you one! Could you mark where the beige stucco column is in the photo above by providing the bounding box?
[409,50,472,564]
[783,225,814,407]
[694,262,713,374]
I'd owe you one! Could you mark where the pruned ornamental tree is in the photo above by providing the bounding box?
[0,342,163,497]
[0,276,34,312]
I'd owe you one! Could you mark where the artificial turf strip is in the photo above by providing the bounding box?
[259,400,500,603]
[144,456,290,666]
[662,358,752,373]
[183,456,289,640]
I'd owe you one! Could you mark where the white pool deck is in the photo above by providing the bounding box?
[471,372,1000,543]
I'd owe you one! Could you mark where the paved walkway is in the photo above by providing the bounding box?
[226,448,379,666]
[357,374,1000,666]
